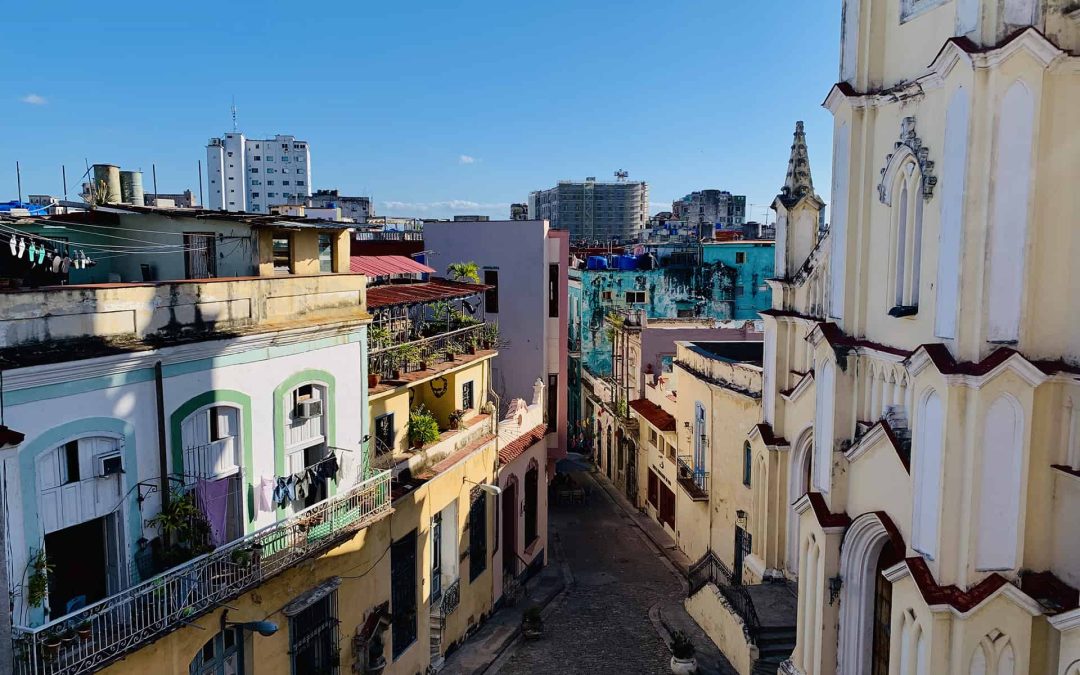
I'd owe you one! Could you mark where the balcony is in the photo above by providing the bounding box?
[12,470,392,675]
[368,323,494,388]
[676,455,710,501]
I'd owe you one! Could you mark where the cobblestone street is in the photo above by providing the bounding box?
[491,472,736,675]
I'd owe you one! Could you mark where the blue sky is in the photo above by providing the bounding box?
[2,1,840,221]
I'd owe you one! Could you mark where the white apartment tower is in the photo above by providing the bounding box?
[206,133,312,213]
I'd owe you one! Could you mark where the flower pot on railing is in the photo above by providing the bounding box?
[392,369,402,380]
[368,373,380,388]
[76,620,93,640]
[42,633,62,661]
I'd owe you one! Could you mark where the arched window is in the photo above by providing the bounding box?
[742,441,752,487]
[977,395,1025,570]
[889,167,924,314]
[912,390,944,559]
[524,462,539,546]
[190,628,243,675]
[284,381,331,510]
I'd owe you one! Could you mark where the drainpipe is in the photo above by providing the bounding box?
[154,361,170,514]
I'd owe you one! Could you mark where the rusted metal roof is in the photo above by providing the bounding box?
[350,255,434,277]
[366,277,491,308]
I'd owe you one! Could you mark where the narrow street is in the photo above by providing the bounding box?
[490,471,737,675]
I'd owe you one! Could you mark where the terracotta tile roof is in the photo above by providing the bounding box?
[350,255,434,276]
[429,433,497,474]
[366,277,492,309]
[499,424,548,465]
[628,399,676,432]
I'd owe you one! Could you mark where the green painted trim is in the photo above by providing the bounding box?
[168,391,256,529]
[18,417,140,626]
[5,369,156,407]
[271,369,337,520]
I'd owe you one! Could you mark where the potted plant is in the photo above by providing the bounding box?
[521,605,543,639]
[669,630,697,674]
[447,261,480,284]
[230,547,252,568]
[465,335,478,355]
[368,325,390,350]
[59,627,77,644]
[445,341,462,362]
[392,344,419,379]
[26,548,52,610]
[147,489,214,565]
[482,324,499,350]
[408,405,440,449]
[448,409,467,430]
[41,630,62,660]
[76,619,93,640]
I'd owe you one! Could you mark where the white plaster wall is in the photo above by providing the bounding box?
[423,220,549,406]
[934,86,970,340]
[830,122,850,321]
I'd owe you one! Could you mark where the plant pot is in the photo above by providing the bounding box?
[669,655,697,674]
[467,345,477,355]
[60,631,77,645]
[521,621,543,640]
[392,369,402,380]
[77,624,93,640]
[412,438,424,450]
[368,373,380,388]
[445,351,455,362]
[42,638,62,660]
[419,361,429,371]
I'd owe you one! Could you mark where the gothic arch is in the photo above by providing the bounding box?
[976,393,1025,570]
[813,359,836,493]
[837,513,899,675]
[912,388,944,558]
[787,427,814,573]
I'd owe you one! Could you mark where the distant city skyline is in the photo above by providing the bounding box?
[2,1,840,221]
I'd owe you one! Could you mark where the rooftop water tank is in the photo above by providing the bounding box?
[92,164,122,205]
[119,170,145,206]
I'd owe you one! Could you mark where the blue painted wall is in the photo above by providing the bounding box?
[701,242,774,319]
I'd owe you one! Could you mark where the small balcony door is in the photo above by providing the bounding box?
[184,232,217,279]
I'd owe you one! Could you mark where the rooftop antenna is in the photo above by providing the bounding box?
[614,169,629,183]
[231,97,238,132]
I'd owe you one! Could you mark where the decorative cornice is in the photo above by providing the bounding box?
[1049,607,1080,632]
[1,320,365,392]
[878,117,937,203]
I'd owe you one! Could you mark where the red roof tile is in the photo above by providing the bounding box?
[628,399,676,432]
[499,424,548,465]
[350,255,434,276]
[366,278,492,309]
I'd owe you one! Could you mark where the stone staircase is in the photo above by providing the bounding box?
[428,613,445,673]
[752,626,798,674]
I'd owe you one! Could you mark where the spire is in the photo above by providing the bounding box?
[778,121,816,207]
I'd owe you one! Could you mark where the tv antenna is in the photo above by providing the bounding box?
[614,169,629,182]
[231,97,238,132]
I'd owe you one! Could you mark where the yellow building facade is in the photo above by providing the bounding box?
[762,2,1080,674]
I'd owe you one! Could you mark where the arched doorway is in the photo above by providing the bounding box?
[189,627,243,675]
[502,478,518,576]
[837,513,903,675]
[786,429,813,574]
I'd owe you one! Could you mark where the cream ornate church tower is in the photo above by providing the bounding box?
[753,1,1080,674]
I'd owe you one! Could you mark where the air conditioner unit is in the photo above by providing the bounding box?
[97,453,124,477]
[295,399,323,419]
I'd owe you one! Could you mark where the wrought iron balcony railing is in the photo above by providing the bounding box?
[368,324,489,381]
[436,578,460,618]
[687,550,761,642]
[676,455,710,500]
[12,470,392,675]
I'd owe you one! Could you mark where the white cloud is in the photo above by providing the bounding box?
[20,93,46,105]
[382,199,507,216]
[458,154,477,165]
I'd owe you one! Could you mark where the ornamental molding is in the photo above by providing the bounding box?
[878,116,937,204]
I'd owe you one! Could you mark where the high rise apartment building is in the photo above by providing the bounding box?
[206,133,312,213]
[528,177,648,242]
[672,190,746,233]
[308,189,372,222]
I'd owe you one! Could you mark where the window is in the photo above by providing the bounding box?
[734,286,745,297]
[547,374,558,428]
[524,464,539,546]
[297,180,305,186]
[184,232,217,279]
[374,413,394,455]
[431,512,443,601]
[483,269,499,313]
[548,263,559,317]
[601,291,613,302]
[249,168,258,173]
[289,591,339,675]
[317,233,334,273]
[742,442,752,487]
[266,156,274,161]
[468,489,487,581]
[461,381,474,410]
[735,251,746,264]
[251,180,261,186]
[266,168,276,174]
[251,192,260,198]
[253,155,261,161]
[888,176,923,315]
[272,234,292,274]
[189,628,243,675]
[267,192,277,198]
[226,151,233,157]
[625,291,646,303]
[267,181,275,186]
[648,428,658,447]
[390,530,417,658]
[283,180,290,186]
[282,156,290,162]
[297,169,305,174]
[61,441,80,484]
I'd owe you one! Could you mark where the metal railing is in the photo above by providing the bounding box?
[676,456,710,497]
[687,551,761,643]
[368,324,488,380]
[12,470,392,675]
[437,579,460,618]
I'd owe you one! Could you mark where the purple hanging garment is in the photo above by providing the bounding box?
[195,478,232,546]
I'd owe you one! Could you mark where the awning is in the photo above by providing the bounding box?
[366,278,492,309]
[350,255,434,277]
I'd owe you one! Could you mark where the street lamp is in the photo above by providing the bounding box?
[463,477,502,497]
[221,610,278,637]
